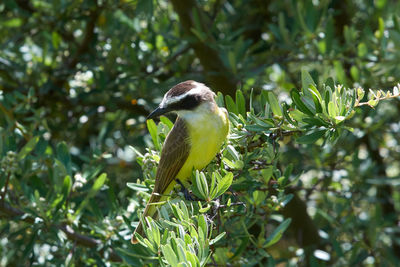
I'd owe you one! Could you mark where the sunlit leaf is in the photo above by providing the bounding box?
[263,218,292,248]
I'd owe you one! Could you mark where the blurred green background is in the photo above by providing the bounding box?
[1,0,400,265]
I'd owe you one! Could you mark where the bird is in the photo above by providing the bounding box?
[131,80,230,244]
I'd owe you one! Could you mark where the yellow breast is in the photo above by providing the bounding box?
[176,106,229,182]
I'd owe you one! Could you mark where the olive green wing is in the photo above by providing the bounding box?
[153,117,191,194]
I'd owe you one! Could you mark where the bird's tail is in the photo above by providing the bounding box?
[131,180,178,244]
[131,192,162,244]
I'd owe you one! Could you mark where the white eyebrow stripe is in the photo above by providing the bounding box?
[160,82,209,107]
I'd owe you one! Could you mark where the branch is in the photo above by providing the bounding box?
[52,5,100,89]
[0,202,122,262]
[170,0,237,97]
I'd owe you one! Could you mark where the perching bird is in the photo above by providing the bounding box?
[131,80,229,244]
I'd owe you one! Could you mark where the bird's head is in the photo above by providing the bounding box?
[147,80,216,120]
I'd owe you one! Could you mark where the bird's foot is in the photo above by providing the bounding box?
[176,179,195,201]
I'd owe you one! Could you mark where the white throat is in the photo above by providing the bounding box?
[175,101,216,122]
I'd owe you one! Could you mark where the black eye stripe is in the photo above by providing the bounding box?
[168,94,202,110]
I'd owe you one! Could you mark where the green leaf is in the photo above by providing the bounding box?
[199,204,211,213]
[17,136,40,160]
[283,164,293,182]
[114,248,146,266]
[236,90,246,117]
[179,201,189,220]
[160,116,174,130]
[290,89,314,116]
[247,113,275,128]
[297,130,326,144]
[225,95,238,114]
[301,69,316,92]
[193,171,208,200]
[266,92,283,117]
[303,117,329,127]
[62,175,72,198]
[161,244,178,266]
[328,101,337,117]
[325,78,335,91]
[215,92,225,107]
[263,218,292,248]
[128,145,143,158]
[308,85,323,113]
[280,193,294,206]
[151,220,161,247]
[278,12,290,44]
[75,173,107,216]
[324,86,332,115]
[198,215,208,240]
[4,18,23,28]
[226,145,240,161]
[209,172,218,199]
[249,88,254,113]
[215,172,233,198]
[146,119,160,151]
[334,61,347,85]
[92,173,107,192]
[222,158,244,170]
[282,103,297,126]
[375,17,385,39]
[56,142,71,174]
[127,182,150,192]
[210,232,226,245]
[302,95,316,114]
[52,32,61,49]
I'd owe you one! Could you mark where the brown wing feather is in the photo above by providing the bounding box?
[153,117,190,194]
[131,117,190,244]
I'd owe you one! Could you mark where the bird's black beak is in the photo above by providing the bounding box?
[147,106,170,120]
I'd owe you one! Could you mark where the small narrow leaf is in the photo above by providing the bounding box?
[126,183,150,192]
[266,92,283,117]
[215,92,225,107]
[263,218,292,248]
[215,172,233,198]
[226,145,240,161]
[290,89,314,116]
[297,130,326,144]
[308,85,323,113]
[210,232,226,245]
[92,173,107,192]
[301,69,316,91]
[18,136,40,160]
[146,119,160,151]
[325,78,335,91]
[328,101,337,117]
[56,142,71,174]
[198,215,208,239]
[62,175,72,198]
[160,116,174,130]
[161,244,178,266]
[225,95,238,114]
[236,90,246,117]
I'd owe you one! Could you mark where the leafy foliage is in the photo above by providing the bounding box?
[1,0,400,266]
[129,77,399,265]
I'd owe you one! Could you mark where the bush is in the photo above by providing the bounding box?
[1,0,400,266]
